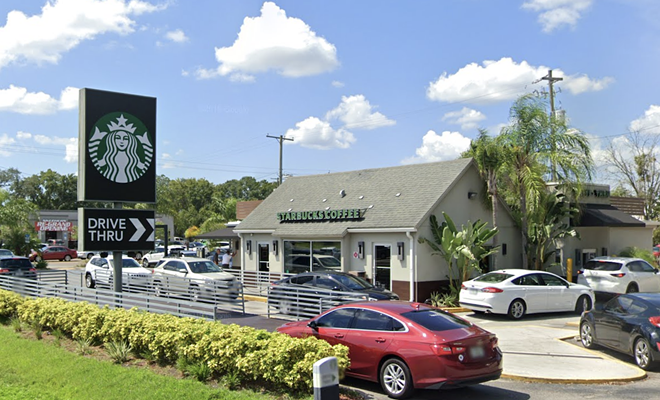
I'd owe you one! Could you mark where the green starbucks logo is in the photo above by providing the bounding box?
[89,112,154,183]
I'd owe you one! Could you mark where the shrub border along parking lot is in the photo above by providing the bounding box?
[0,289,349,393]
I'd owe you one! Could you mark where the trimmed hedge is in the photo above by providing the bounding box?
[0,290,349,392]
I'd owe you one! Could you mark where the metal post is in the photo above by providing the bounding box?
[267,134,294,185]
[567,258,573,283]
[113,202,123,293]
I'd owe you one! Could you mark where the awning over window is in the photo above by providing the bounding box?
[574,204,645,227]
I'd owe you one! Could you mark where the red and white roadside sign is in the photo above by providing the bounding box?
[35,220,72,232]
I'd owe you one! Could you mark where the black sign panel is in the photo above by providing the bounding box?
[78,208,155,251]
[78,88,156,203]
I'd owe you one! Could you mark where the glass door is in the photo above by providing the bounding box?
[258,243,270,272]
[374,244,391,290]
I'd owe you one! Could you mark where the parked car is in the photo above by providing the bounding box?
[580,293,660,370]
[284,254,342,273]
[577,257,660,294]
[459,269,594,320]
[141,245,185,267]
[654,245,660,260]
[29,246,77,262]
[0,249,15,257]
[151,257,239,301]
[77,250,97,260]
[277,301,502,399]
[272,271,399,300]
[0,256,37,279]
[84,255,152,289]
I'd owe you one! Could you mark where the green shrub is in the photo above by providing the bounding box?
[34,260,48,269]
[105,340,132,364]
[618,246,658,267]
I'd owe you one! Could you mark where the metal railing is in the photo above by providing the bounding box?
[266,284,369,320]
[223,269,293,296]
[0,270,245,321]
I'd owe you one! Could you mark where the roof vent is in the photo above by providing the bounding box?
[325,207,330,210]
[287,208,292,212]
[358,195,364,200]
[290,199,294,202]
[395,193,401,197]
[339,189,346,198]
[368,205,374,209]
[323,198,327,202]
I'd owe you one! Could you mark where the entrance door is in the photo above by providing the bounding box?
[258,243,270,272]
[374,245,391,290]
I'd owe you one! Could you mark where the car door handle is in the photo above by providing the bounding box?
[375,338,386,343]
[334,334,344,339]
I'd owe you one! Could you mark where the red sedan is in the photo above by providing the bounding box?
[30,246,77,262]
[276,301,502,399]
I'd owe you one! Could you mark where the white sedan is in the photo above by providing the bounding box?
[152,257,239,301]
[459,269,594,320]
[84,255,152,290]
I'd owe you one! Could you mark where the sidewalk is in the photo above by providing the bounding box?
[234,297,647,384]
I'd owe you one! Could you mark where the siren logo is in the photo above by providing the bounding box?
[89,112,154,183]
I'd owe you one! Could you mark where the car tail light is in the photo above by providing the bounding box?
[610,273,626,278]
[29,268,36,272]
[649,316,660,328]
[577,270,584,275]
[461,283,466,290]
[481,287,503,293]
[0,268,8,273]
[431,343,467,356]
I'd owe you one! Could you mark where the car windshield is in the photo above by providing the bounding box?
[333,274,374,290]
[108,259,142,268]
[0,259,31,269]
[584,261,622,271]
[318,257,341,267]
[401,308,471,331]
[188,261,223,273]
[474,272,513,283]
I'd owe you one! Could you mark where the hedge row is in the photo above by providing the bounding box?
[0,290,349,392]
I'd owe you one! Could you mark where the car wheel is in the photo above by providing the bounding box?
[64,255,71,261]
[575,295,592,314]
[85,273,95,289]
[626,284,639,294]
[634,337,656,370]
[188,285,201,302]
[142,258,150,268]
[86,253,93,260]
[580,321,597,349]
[380,358,414,399]
[35,256,42,262]
[507,299,526,320]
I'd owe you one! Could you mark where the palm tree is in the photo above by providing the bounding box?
[498,94,593,269]
[464,129,503,269]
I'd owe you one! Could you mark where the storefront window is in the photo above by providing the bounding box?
[283,241,341,273]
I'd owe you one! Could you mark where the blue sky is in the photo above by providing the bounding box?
[1,0,659,185]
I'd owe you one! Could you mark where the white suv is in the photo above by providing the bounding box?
[152,257,239,301]
[142,245,185,267]
[84,255,152,289]
[577,257,660,294]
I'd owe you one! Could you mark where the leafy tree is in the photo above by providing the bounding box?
[605,131,660,220]
[462,129,504,269]
[527,191,579,270]
[0,191,39,256]
[0,167,21,189]
[185,226,201,240]
[419,212,499,299]
[11,169,78,210]
[217,177,277,200]
[497,94,593,268]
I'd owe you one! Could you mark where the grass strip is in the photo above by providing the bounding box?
[0,326,270,400]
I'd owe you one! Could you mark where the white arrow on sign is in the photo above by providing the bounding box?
[129,218,155,242]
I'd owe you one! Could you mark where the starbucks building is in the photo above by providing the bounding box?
[235,158,522,302]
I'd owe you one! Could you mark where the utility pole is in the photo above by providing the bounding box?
[541,69,563,181]
[267,134,294,185]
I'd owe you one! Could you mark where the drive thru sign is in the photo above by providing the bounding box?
[78,208,155,251]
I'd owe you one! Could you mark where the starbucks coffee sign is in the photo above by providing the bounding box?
[277,208,363,223]
[78,89,156,203]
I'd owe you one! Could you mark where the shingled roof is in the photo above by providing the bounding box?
[235,158,476,238]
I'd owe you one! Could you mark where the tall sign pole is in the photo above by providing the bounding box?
[78,88,157,293]
[267,134,294,185]
[541,70,563,181]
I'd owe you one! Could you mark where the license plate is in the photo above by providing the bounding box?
[469,288,477,295]
[469,346,485,359]
[16,271,23,276]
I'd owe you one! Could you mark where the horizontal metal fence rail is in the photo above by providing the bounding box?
[0,271,245,321]
[267,285,368,320]
[223,269,293,296]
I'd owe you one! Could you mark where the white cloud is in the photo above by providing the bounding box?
[427,57,613,105]
[522,0,593,33]
[0,85,79,114]
[442,107,486,130]
[16,131,31,140]
[629,105,660,134]
[0,134,17,157]
[285,116,355,150]
[195,1,338,81]
[0,0,165,70]
[325,95,395,130]
[401,130,471,164]
[33,134,78,163]
[165,29,188,43]
[331,80,344,88]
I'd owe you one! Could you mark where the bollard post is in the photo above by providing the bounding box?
[567,258,573,282]
[313,356,339,400]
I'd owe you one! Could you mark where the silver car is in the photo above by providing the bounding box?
[152,257,239,301]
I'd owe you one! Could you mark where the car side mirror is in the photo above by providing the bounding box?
[307,320,318,330]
